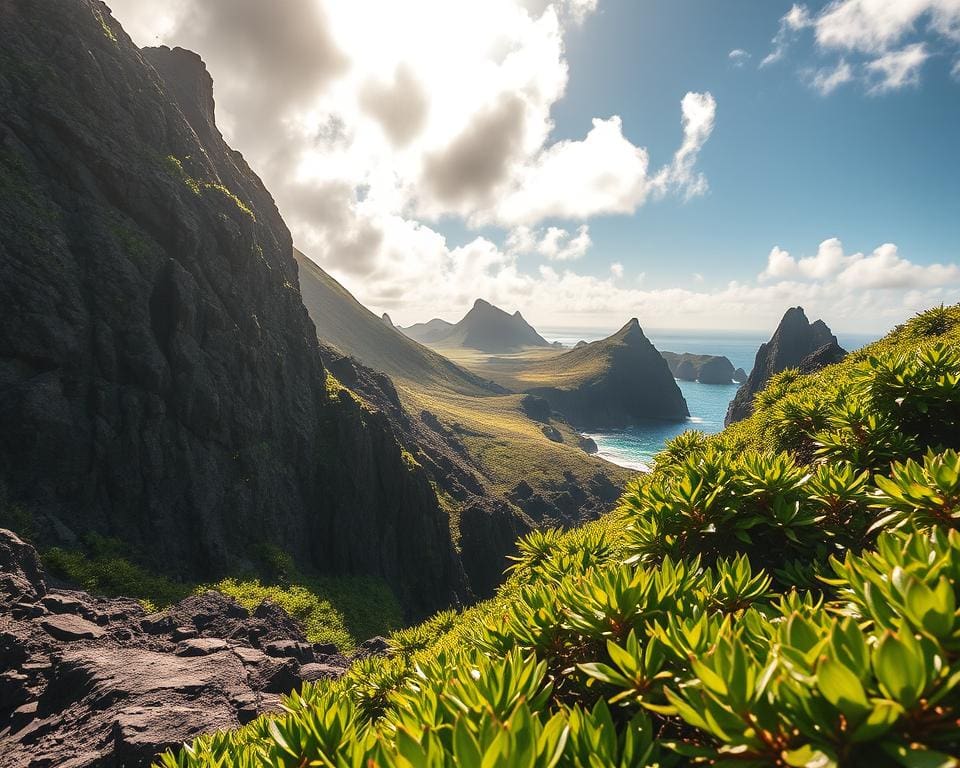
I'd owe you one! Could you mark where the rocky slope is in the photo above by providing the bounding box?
[0,528,381,767]
[0,1,462,615]
[660,351,737,384]
[522,320,689,428]
[725,307,845,425]
[402,299,551,352]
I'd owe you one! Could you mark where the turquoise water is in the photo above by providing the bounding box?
[540,327,878,471]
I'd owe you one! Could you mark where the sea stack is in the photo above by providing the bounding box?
[725,307,845,425]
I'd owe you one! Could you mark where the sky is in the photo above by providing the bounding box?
[106,0,960,333]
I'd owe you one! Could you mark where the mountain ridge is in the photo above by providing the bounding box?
[401,298,551,352]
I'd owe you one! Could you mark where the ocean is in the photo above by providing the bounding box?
[540,327,879,471]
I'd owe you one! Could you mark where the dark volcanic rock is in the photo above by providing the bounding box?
[725,308,846,425]
[541,425,563,443]
[0,528,333,767]
[733,367,748,384]
[661,352,736,385]
[799,342,847,374]
[578,436,599,454]
[521,394,552,423]
[39,614,105,642]
[526,320,689,428]
[675,359,697,381]
[698,356,737,385]
[0,530,45,605]
[0,1,460,616]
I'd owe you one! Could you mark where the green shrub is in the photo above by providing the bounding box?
[157,307,960,768]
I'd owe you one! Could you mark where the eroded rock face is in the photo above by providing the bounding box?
[0,1,461,616]
[725,307,846,425]
[0,529,355,768]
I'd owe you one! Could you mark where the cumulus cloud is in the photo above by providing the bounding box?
[866,43,930,92]
[506,224,592,261]
[762,0,960,92]
[810,59,854,94]
[359,65,430,147]
[610,262,625,278]
[495,92,715,224]
[761,238,960,289]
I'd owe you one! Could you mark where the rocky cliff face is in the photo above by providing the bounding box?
[527,320,689,428]
[0,1,461,615]
[725,307,846,425]
[661,352,737,385]
[0,528,379,767]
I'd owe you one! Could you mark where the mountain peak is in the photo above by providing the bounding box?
[726,307,845,425]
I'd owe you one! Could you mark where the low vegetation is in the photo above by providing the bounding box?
[41,536,401,651]
[157,305,960,767]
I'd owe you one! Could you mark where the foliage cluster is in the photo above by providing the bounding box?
[162,155,256,220]
[156,305,960,766]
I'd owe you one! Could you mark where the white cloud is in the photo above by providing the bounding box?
[866,43,930,91]
[764,0,960,91]
[813,0,960,53]
[761,238,960,289]
[728,49,751,66]
[761,4,813,67]
[507,224,592,260]
[810,59,855,94]
[953,58,960,78]
[106,0,718,313]
[610,262,625,278]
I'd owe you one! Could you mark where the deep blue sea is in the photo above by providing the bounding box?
[540,327,879,471]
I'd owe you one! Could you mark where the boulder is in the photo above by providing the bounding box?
[0,529,45,606]
[541,425,563,443]
[264,640,314,663]
[39,615,105,642]
[175,638,231,657]
[578,436,599,454]
[299,662,348,682]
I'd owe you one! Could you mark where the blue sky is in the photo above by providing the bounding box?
[110,0,960,332]
[540,0,960,291]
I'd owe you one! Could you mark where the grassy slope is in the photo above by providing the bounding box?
[294,251,633,498]
[431,320,657,392]
[161,304,960,767]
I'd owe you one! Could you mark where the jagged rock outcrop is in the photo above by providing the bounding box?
[0,1,461,615]
[381,313,394,327]
[733,367,748,384]
[661,352,737,385]
[524,320,689,428]
[798,341,847,374]
[725,307,846,425]
[0,529,362,768]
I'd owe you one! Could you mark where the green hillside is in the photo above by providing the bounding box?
[294,249,634,596]
[295,250,491,395]
[160,305,960,767]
